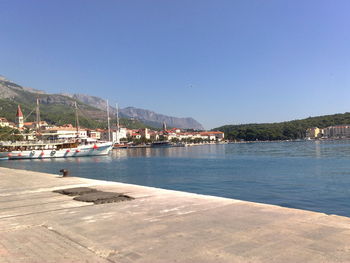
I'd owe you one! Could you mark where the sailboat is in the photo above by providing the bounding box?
[0,100,113,159]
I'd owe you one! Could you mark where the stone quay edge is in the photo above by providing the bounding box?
[0,167,350,263]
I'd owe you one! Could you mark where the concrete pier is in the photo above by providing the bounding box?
[0,167,350,262]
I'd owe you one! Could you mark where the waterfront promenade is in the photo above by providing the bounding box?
[0,167,350,262]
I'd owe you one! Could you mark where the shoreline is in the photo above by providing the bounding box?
[1,167,350,262]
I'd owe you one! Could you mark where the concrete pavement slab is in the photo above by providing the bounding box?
[1,167,350,262]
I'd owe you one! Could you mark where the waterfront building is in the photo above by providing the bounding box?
[199,131,225,141]
[322,125,350,138]
[46,125,87,139]
[99,129,117,142]
[140,128,151,140]
[131,132,142,140]
[23,121,49,130]
[113,125,128,144]
[162,130,224,142]
[148,130,160,141]
[114,127,127,143]
[87,130,101,140]
[0,118,10,127]
[306,127,321,139]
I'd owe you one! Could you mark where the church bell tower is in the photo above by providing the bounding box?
[15,105,24,128]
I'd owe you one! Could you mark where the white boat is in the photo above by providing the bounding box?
[0,99,113,160]
[0,138,113,159]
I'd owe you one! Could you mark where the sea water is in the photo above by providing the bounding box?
[2,140,350,217]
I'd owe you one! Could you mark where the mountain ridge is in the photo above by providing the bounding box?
[62,92,204,130]
[0,78,150,129]
[0,75,204,129]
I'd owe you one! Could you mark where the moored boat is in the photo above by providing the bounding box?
[0,99,113,160]
[151,141,172,148]
[0,138,113,159]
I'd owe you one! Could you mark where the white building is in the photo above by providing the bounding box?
[100,130,117,142]
[116,127,128,143]
[87,130,101,140]
[322,125,350,138]
[46,126,87,139]
[0,118,10,127]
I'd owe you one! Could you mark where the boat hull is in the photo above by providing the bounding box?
[151,142,172,148]
[0,142,113,160]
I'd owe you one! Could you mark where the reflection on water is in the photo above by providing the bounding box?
[2,140,350,217]
[110,145,227,159]
[314,140,321,158]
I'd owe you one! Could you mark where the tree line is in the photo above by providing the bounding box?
[215,112,350,141]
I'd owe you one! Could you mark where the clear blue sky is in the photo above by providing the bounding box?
[1,0,350,129]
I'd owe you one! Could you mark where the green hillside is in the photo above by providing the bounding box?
[214,113,350,141]
[0,78,154,130]
[0,98,152,131]
[0,97,152,130]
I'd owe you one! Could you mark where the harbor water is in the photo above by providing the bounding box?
[2,140,350,217]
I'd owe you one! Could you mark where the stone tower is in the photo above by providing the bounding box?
[15,105,24,128]
[162,121,167,131]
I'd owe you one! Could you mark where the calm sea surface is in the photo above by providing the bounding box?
[2,140,350,217]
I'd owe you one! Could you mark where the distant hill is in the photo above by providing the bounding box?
[214,113,350,141]
[64,93,204,130]
[0,77,151,130]
[120,106,203,130]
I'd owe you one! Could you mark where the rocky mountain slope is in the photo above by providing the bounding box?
[0,76,204,129]
[0,77,149,129]
[63,93,204,130]
[121,107,203,130]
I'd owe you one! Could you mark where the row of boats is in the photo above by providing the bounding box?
[0,138,114,160]
[114,141,186,149]
[0,140,185,160]
[0,100,115,160]
[0,100,197,160]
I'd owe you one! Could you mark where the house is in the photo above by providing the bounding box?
[321,125,350,138]
[23,121,49,130]
[162,130,225,142]
[306,127,321,139]
[46,125,87,139]
[139,128,151,140]
[99,129,117,142]
[199,131,225,141]
[87,130,101,140]
[131,132,142,140]
[0,118,10,127]
[148,130,160,141]
[116,127,127,143]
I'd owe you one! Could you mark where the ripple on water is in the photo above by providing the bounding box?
[2,140,350,217]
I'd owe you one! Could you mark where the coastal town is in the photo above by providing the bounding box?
[0,104,225,147]
[2,2,350,262]
[2,104,350,144]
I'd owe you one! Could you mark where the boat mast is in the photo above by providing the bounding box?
[116,103,120,131]
[74,101,80,138]
[35,98,41,132]
[107,99,111,141]
[116,103,120,144]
